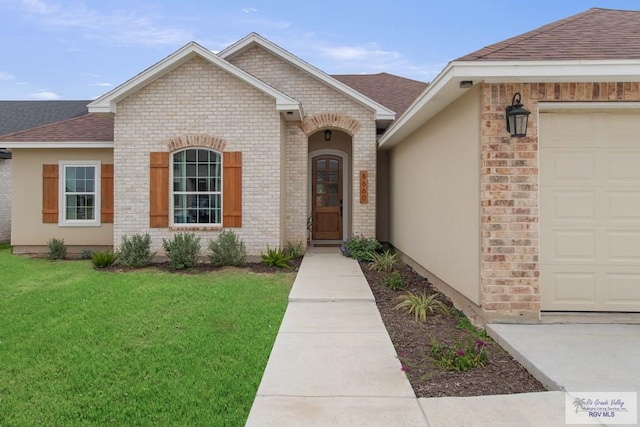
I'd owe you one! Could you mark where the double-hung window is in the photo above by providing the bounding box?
[59,160,101,226]
[172,148,222,225]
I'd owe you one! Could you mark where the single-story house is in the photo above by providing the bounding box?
[2,7,639,323]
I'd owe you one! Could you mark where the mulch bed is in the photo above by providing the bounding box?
[360,261,546,398]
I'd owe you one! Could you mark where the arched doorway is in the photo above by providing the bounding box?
[311,154,343,240]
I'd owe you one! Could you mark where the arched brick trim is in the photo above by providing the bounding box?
[298,112,362,137]
[166,134,227,152]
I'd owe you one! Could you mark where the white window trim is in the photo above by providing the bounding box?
[58,160,101,227]
[169,148,223,228]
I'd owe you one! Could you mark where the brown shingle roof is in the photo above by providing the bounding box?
[332,72,427,117]
[0,113,114,142]
[458,8,640,61]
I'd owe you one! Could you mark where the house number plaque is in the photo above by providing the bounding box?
[360,170,368,204]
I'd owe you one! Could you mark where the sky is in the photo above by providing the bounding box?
[0,0,638,100]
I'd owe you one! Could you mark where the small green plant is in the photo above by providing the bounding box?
[455,316,489,339]
[341,235,382,261]
[208,230,247,267]
[119,233,156,268]
[283,241,304,258]
[384,270,405,291]
[261,246,293,269]
[46,238,67,260]
[368,249,399,273]
[162,233,201,270]
[79,249,93,260]
[92,250,118,268]
[394,291,450,322]
[431,337,489,372]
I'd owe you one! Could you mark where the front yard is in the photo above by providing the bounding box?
[0,245,293,426]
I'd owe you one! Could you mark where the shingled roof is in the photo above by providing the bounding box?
[0,113,113,142]
[0,100,90,136]
[458,8,640,61]
[332,73,427,117]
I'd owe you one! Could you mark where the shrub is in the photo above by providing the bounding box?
[208,230,247,267]
[119,233,156,268]
[394,291,450,322]
[455,316,489,339]
[368,249,399,274]
[431,337,489,372]
[162,233,201,270]
[261,246,293,269]
[92,250,118,268]
[283,241,304,258]
[79,249,93,260]
[46,238,67,260]
[384,271,404,291]
[341,235,382,261]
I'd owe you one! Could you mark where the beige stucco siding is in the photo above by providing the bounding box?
[389,86,481,304]
[11,148,114,246]
[114,56,281,255]
[0,158,11,242]
[230,46,378,241]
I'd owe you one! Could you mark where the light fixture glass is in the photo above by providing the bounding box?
[324,129,332,141]
[505,92,531,137]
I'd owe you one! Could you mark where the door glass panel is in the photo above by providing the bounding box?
[327,196,339,206]
[316,184,326,195]
[316,196,325,206]
[317,160,326,170]
[328,172,339,183]
[327,184,338,194]
[329,160,339,170]
[316,172,326,182]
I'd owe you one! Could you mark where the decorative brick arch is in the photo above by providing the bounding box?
[298,112,362,137]
[166,134,227,152]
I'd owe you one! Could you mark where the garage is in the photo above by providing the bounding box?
[540,110,640,311]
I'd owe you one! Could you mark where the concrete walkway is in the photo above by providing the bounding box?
[246,248,640,426]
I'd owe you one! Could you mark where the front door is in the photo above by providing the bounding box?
[312,155,343,240]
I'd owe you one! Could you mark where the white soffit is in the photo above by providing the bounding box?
[379,59,640,149]
[88,42,303,120]
[219,33,396,122]
[0,142,114,148]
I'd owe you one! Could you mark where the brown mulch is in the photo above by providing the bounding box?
[360,261,547,398]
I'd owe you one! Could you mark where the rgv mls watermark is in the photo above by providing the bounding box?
[566,392,637,425]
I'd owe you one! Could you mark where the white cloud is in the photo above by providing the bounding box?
[91,82,113,87]
[29,91,60,100]
[20,0,193,46]
[0,71,14,80]
[242,8,257,13]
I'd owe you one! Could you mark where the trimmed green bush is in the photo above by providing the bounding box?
[46,238,67,260]
[341,235,382,261]
[118,233,156,268]
[384,270,405,291]
[79,249,93,260]
[92,250,118,268]
[208,230,247,267]
[162,233,201,270]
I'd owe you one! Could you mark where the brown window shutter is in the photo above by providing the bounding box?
[42,164,58,223]
[149,152,169,228]
[223,152,242,227]
[101,164,114,223]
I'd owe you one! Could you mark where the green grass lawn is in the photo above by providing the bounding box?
[0,245,293,426]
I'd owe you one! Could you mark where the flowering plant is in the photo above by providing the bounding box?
[430,337,488,372]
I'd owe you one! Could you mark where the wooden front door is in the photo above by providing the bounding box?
[312,155,343,240]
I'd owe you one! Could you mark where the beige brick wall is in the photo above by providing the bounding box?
[114,56,282,255]
[0,159,11,242]
[229,46,378,242]
[480,82,640,319]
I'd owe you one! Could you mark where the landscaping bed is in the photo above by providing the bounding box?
[360,261,547,398]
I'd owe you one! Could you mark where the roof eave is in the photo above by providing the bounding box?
[219,33,396,120]
[0,141,114,149]
[379,59,640,149]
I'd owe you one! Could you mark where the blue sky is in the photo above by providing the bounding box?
[0,0,638,100]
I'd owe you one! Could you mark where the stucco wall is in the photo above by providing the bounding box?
[11,148,114,247]
[0,158,11,242]
[389,85,481,304]
[229,46,378,241]
[114,56,281,255]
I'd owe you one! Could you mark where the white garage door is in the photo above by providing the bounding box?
[540,111,640,311]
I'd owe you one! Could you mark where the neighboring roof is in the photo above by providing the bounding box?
[379,8,640,149]
[458,8,640,61]
[89,41,303,120]
[332,73,427,118]
[219,33,396,124]
[0,100,90,136]
[0,113,113,147]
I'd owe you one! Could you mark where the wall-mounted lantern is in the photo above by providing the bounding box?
[324,129,332,142]
[505,92,531,137]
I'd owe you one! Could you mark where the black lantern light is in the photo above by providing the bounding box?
[505,92,531,137]
[324,129,332,141]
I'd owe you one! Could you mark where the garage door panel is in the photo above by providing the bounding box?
[540,111,640,312]
[541,227,596,264]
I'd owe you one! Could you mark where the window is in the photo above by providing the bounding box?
[59,161,101,226]
[172,148,222,225]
